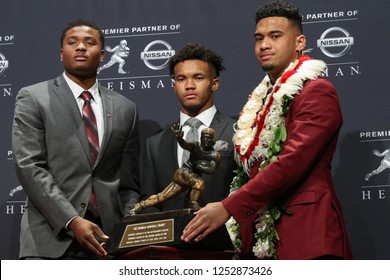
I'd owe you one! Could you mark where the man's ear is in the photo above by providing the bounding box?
[211,78,220,92]
[296,34,306,53]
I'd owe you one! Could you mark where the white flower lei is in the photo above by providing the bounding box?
[227,55,326,259]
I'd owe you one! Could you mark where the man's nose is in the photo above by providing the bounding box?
[76,42,87,51]
[185,78,195,89]
[259,38,271,50]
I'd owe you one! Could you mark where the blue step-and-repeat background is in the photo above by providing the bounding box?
[1,0,389,259]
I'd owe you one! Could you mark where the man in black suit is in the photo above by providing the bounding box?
[139,43,236,213]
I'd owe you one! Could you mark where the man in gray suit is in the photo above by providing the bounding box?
[139,43,236,213]
[12,19,140,259]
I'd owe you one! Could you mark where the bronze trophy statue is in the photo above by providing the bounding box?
[129,123,221,215]
[106,124,233,257]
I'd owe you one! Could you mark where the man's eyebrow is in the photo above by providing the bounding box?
[65,35,96,40]
[254,29,284,38]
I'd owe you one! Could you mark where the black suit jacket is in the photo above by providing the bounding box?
[140,110,237,212]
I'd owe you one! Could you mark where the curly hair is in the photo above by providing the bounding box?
[254,1,303,33]
[60,18,104,48]
[169,43,225,77]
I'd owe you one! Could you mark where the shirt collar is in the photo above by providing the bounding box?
[62,72,100,100]
[180,105,217,127]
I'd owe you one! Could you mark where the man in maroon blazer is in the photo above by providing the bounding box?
[181,0,352,260]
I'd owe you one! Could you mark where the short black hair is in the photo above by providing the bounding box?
[254,1,303,33]
[60,18,104,47]
[169,43,225,77]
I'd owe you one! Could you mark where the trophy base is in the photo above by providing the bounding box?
[106,208,233,256]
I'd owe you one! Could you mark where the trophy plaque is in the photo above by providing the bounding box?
[106,208,233,256]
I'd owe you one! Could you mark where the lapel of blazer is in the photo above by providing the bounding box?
[52,75,91,165]
[209,110,228,140]
[165,122,180,170]
[96,85,113,167]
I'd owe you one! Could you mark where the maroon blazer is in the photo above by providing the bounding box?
[223,78,352,260]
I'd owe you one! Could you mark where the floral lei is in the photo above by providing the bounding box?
[226,55,326,259]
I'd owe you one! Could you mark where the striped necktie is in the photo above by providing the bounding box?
[80,91,99,164]
[80,90,99,217]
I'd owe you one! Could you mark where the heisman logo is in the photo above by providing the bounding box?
[365,148,390,181]
[140,40,175,70]
[98,39,130,74]
[0,52,9,77]
[317,27,354,58]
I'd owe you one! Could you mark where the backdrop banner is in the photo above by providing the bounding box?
[1,0,389,259]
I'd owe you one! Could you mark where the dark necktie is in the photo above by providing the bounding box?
[80,91,99,164]
[80,91,99,217]
[182,118,202,164]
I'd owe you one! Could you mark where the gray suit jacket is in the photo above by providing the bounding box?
[12,75,140,258]
[140,111,237,212]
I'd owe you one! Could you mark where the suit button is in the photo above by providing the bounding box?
[81,203,86,208]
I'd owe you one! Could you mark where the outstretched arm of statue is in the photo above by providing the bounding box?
[171,123,183,139]
[171,123,193,151]
[104,45,117,52]
[373,149,388,157]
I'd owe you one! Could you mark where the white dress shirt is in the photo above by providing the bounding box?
[63,72,104,147]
